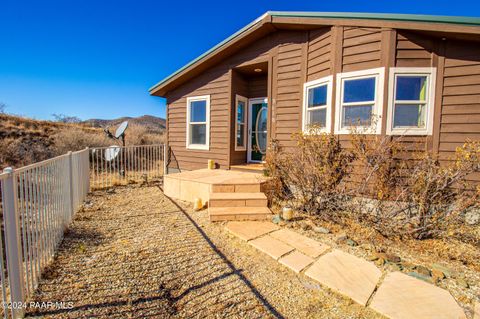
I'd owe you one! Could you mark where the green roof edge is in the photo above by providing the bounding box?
[268,11,480,26]
[149,11,480,94]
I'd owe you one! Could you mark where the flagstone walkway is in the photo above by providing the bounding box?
[226,221,468,319]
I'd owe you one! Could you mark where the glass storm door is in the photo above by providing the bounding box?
[248,98,268,163]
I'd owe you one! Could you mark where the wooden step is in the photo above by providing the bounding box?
[230,164,265,174]
[209,207,272,222]
[209,192,268,207]
[210,183,261,193]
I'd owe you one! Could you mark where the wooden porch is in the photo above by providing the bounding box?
[163,168,272,221]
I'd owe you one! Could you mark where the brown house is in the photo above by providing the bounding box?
[149,11,480,175]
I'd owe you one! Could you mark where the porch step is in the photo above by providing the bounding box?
[230,164,265,174]
[209,192,268,207]
[211,183,261,193]
[209,207,273,222]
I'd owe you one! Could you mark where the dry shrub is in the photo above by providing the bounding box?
[267,128,480,240]
[351,136,480,239]
[265,130,355,220]
[0,137,55,168]
[125,124,165,145]
[402,141,480,239]
[52,128,111,155]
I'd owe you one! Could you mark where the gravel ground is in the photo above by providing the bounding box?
[26,184,383,319]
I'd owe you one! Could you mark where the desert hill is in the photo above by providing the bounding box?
[0,114,165,169]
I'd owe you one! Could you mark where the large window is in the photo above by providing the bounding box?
[302,76,333,133]
[235,95,247,150]
[335,68,385,134]
[387,68,436,135]
[186,95,210,150]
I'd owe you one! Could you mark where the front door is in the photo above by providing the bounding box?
[248,97,268,163]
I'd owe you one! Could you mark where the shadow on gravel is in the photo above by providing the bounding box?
[159,186,285,319]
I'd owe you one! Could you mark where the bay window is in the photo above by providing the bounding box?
[302,75,333,133]
[335,68,385,134]
[387,68,436,135]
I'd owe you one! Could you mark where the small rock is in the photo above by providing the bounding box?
[457,278,469,288]
[401,261,415,270]
[390,263,403,271]
[278,221,287,227]
[299,221,311,231]
[106,188,115,194]
[367,255,379,261]
[432,269,446,282]
[375,258,385,266]
[359,243,375,251]
[414,265,431,277]
[346,239,358,246]
[335,233,348,244]
[313,226,330,234]
[465,209,480,225]
[431,263,452,278]
[272,215,282,224]
[408,272,433,283]
[375,252,401,263]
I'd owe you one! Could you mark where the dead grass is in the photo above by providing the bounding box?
[0,114,165,169]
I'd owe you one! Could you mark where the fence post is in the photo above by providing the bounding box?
[68,151,74,222]
[2,167,25,318]
[163,144,168,176]
[85,147,90,194]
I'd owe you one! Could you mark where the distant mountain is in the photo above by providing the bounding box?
[84,115,166,134]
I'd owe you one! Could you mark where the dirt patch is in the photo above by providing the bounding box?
[27,185,384,318]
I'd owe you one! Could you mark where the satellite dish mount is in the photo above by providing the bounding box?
[104,121,129,147]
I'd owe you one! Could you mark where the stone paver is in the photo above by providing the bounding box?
[249,235,294,260]
[370,272,467,319]
[225,221,278,241]
[474,302,480,319]
[270,228,330,258]
[278,251,314,273]
[305,249,382,306]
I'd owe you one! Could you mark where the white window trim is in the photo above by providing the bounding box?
[302,75,333,133]
[334,67,385,135]
[235,94,248,151]
[186,95,210,150]
[386,67,436,136]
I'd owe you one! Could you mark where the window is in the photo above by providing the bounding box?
[302,76,333,133]
[387,67,436,135]
[335,68,385,134]
[235,95,247,150]
[186,95,210,150]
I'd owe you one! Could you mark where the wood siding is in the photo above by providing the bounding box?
[440,40,480,172]
[164,26,480,181]
[166,67,231,170]
[273,31,305,149]
[396,31,434,68]
[306,28,331,81]
[342,27,382,72]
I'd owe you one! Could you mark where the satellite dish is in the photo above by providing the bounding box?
[115,121,128,139]
[105,146,120,161]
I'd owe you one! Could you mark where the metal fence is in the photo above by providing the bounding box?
[0,149,90,318]
[0,144,165,318]
[89,145,166,189]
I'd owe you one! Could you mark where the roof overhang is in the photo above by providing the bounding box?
[149,11,480,97]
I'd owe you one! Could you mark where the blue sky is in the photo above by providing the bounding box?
[1,0,479,121]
